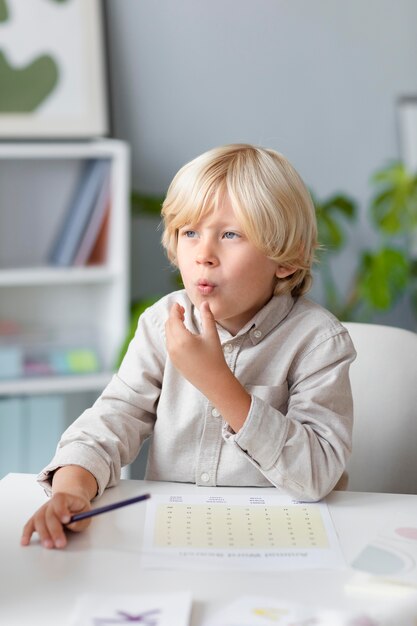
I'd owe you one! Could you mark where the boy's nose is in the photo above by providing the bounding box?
[196,252,218,266]
[196,241,218,266]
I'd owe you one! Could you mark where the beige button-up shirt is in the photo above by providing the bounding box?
[39,290,356,501]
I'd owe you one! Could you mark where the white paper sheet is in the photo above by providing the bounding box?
[201,594,417,626]
[351,515,417,587]
[141,492,345,571]
[68,591,192,626]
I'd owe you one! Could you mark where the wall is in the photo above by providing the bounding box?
[105,0,417,322]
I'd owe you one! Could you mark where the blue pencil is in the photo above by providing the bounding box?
[69,493,151,523]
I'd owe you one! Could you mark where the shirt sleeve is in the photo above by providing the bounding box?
[37,305,166,497]
[222,329,356,501]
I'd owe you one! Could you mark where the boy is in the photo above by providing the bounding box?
[22,144,356,549]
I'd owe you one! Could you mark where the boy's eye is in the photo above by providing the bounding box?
[223,231,240,239]
[182,230,197,238]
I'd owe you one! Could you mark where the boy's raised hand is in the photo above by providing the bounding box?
[21,491,92,549]
[165,300,228,391]
[166,300,251,433]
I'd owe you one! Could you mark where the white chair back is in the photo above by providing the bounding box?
[343,322,417,494]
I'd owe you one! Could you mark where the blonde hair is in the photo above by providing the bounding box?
[161,143,317,296]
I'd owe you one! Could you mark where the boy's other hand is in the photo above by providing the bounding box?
[166,301,228,391]
[21,492,92,549]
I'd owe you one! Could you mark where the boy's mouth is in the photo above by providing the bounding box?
[196,279,216,296]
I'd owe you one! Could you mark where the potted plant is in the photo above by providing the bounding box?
[313,161,417,323]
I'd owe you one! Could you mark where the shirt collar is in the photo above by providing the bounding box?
[191,293,295,344]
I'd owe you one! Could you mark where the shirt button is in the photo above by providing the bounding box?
[224,343,233,353]
[211,408,220,417]
[253,329,262,339]
[201,472,210,483]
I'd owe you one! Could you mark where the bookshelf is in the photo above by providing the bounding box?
[0,139,130,475]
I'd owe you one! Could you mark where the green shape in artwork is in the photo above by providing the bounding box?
[0,50,59,112]
[0,0,9,22]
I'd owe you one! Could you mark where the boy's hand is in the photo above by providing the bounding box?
[21,492,92,549]
[166,300,251,432]
[166,300,228,390]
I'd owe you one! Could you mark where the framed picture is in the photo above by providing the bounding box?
[397,95,417,172]
[0,0,108,138]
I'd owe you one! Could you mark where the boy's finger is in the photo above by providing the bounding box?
[200,301,217,337]
[45,506,68,549]
[169,303,185,320]
[65,516,92,533]
[51,493,72,524]
[166,304,185,336]
[21,518,35,546]
[33,512,54,549]
[56,493,92,533]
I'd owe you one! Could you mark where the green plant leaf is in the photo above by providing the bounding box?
[370,162,417,234]
[131,191,164,217]
[371,160,405,185]
[357,247,409,310]
[321,194,356,217]
[0,0,9,21]
[314,192,356,253]
[317,213,344,251]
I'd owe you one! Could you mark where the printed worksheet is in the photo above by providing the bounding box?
[351,515,417,587]
[68,591,192,626]
[201,594,417,626]
[141,493,345,571]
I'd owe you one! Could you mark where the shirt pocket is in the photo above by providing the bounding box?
[245,382,289,413]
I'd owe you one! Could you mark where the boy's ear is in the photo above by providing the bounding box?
[275,265,296,279]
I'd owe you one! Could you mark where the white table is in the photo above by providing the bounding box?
[1,473,417,625]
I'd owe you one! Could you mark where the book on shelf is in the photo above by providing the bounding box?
[73,171,111,266]
[0,344,23,378]
[48,158,111,267]
[0,321,101,380]
[86,203,110,265]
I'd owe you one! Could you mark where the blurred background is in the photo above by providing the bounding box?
[1,0,417,479]
[105,0,417,329]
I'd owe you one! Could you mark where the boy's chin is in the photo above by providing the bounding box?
[196,298,220,318]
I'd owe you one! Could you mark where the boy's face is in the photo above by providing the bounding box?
[176,195,290,335]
